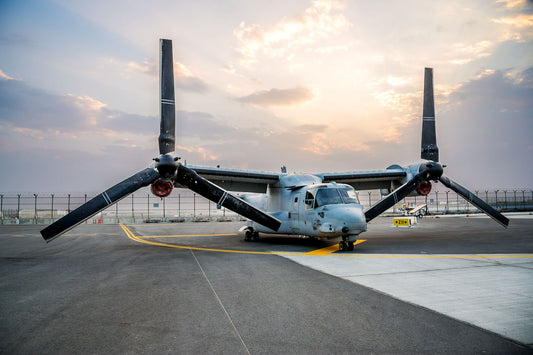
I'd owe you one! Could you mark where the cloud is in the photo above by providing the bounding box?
[0,69,15,80]
[102,57,209,93]
[234,0,351,66]
[0,76,156,147]
[492,13,533,42]
[173,62,209,93]
[496,0,531,9]
[237,87,314,107]
[439,67,533,188]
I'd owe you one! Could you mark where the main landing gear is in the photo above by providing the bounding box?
[244,228,259,242]
[338,236,355,252]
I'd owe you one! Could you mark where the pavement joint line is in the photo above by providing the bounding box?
[340,263,515,279]
[190,249,251,355]
[119,224,533,259]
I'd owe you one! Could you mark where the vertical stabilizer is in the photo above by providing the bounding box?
[421,67,439,162]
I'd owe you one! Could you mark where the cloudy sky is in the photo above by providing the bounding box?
[0,0,532,194]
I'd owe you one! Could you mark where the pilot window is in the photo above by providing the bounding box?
[339,187,359,204]
[304,191,315,209]
[314,188,343,207]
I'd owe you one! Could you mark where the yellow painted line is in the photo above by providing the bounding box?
[119,224,533,259]
[140,233,239,238]
[305,240,367,255]
[11,235,25,237]
[119,224,303,256]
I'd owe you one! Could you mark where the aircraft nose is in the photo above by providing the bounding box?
[338,205,367,234]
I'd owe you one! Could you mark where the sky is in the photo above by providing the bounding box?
[0,0,532,194]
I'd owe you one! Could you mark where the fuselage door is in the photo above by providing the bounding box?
[290,193,301,232]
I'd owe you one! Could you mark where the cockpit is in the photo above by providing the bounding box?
[304,184,360,209]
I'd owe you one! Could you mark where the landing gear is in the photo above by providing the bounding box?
[338,237,355,252]
[244,229,259,242]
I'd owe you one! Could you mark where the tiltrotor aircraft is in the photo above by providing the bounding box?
[41,39,509,250]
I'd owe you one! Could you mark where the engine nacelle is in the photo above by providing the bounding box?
[150,178,174,198]
[415,181,432,196]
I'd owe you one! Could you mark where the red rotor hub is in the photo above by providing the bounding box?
[150,179,174,197]
[416,181,432,196]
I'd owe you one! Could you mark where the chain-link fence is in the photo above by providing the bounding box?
[1,188,532,225]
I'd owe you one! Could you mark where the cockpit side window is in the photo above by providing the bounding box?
[314,188,343,207]
[339,187,359,204]
[304,191,315,209]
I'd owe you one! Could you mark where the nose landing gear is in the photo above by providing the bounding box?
[338,236,355,252]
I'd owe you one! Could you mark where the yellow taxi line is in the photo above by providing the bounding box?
[118,224,533,259]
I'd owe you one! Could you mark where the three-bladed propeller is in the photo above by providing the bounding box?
[41,39,281,242]
[365,68,509,228]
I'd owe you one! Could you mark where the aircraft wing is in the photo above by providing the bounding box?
[184,166,280,193]
[318,167,407,190]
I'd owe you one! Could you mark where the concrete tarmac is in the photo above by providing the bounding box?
[1,216,532,353]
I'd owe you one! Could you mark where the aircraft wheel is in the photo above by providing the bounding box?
[252,232,260,241]
[347,241,354,251]
[339,241,346,252]
[244,230,252,242]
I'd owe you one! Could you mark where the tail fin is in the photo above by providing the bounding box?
[421,67,439,162]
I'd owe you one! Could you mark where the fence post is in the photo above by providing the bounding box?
[513,190,517,210]
[495,190,499,210]
[116,200,119,223]
[178,194,181,218]
[147,194,150,219]
[17,194,21,220]
[68,194,71,214]
[435,191,439,213]
[368,191,372,207]
[163,198,166,220]
[193,193,196,217]
[1,194,3,225]
[132,194,135,222]
[445,191,449,213]
[34,194,38,223]
[503,190,507,209]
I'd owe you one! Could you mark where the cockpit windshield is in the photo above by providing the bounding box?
[306,186,360,208]
[339,187,358,204]
[315,188,343,207]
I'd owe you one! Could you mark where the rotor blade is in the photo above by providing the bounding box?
[159,39,175,155]
[421,67,439,162]
[176,164,282,231]
[365,174,422,222]
[41,168,160,242]
[439,176,509,228]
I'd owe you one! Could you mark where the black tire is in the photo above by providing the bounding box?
[244,230,252,242]
[347,241,354,251]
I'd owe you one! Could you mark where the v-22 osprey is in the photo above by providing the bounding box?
[41,39,509,251]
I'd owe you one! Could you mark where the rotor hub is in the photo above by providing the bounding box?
[419,161,443,181]
[155,154,178,180]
